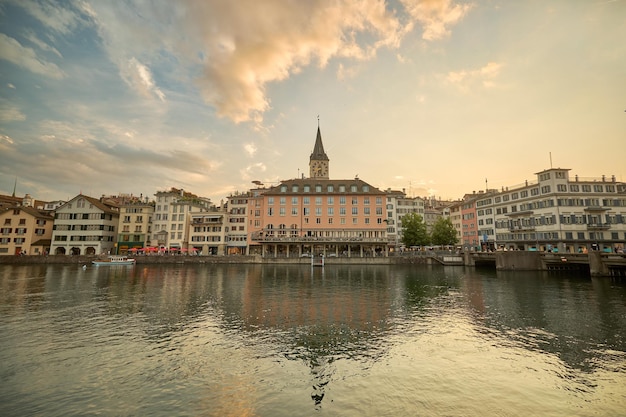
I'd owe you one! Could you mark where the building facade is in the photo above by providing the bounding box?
[226,192,249,255]
[50,194,119,255]
[247,127,388,257]
[475,168,626,252]
[115,196,154,254]
[0,205,54,255]
[152,188,213,252]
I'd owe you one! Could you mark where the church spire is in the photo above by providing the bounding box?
[309,119,329,179]
[310,121,328,162]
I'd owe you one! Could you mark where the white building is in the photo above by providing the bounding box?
[475,168,626,253]
[50,194,119,255]
[384,189,425,248]
[152,188,213,252]
[226,191,249,255]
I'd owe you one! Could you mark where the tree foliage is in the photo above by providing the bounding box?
[401,212,430,247]
[431,217,458,246]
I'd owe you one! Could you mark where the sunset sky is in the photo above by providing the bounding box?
[1,0,625,204]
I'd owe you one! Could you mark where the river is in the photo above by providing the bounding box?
[1,264,625,416]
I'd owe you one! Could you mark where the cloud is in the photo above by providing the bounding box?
[444,61,503,91]
[241,162,267,181]
[7,83,16,89]
[89,0,468,125]
[0,99,26,122]
[0,33,65,79]
[13,0,86,35]
[22,29,63,58]
[120,58,166,101]
[244,142,257,157]
[401,0,473,41]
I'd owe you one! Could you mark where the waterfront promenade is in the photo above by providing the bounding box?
[2,251,625,277]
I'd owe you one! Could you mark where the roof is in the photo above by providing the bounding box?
[261,177,385,196]
[0,206,54,220]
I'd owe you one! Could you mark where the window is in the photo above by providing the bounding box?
[376,197,382,205]
[327,185,334,192]
[280,197,286,205]
[303,197,310,205]
[327,197,334,205]
[315,185,322,192]
[280,185,287,192]
[594,185,603,192]
[350,185,357,192]
[292,197,298,205]
[315,197,322,205]
[364,197,370,205]
[557,184,567,192]
[339,185,346,192]
[570,184,579,192]
[352,207,358,215]
[292,185,299,192]
[328,207,334,215]
[304,185,310,192]
[340,196,346,205]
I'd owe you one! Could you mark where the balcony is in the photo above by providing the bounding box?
[251,233,387,244]
[508,225,536,232]
[587,223,611,230]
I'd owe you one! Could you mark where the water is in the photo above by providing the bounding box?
[1,264,625,416]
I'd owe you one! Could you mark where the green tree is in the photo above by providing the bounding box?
[401,212,430,247]
[431,217,458,246]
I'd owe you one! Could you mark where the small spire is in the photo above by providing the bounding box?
[12,177,17,197]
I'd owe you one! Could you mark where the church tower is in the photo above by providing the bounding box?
[309,125,329,179]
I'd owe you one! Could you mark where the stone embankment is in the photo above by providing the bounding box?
[0,254,431,266]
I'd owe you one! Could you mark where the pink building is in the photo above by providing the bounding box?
[247,126,388,257]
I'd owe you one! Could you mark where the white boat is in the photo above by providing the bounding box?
[92,255,136,266]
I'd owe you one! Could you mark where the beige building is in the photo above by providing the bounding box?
[0,205,54,256]
[114,196,154,254]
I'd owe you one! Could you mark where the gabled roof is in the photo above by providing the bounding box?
[56,194,119,215]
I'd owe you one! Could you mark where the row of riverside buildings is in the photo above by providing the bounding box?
[1,127,625,257]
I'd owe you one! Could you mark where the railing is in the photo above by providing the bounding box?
[251,234,388,243]
[587,223,611,230]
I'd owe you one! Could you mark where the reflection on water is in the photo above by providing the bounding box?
[1,264,625,416]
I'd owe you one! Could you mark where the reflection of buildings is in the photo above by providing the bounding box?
[247,127,388,257]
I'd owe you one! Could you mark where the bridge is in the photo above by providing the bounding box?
[462,251,626,277]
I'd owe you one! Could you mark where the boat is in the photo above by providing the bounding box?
[92,255,136,266]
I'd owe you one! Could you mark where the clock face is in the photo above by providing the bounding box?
[311,161,327,177]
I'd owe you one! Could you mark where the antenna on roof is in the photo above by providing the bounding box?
[317,115,320,128]
[549,152,553,168]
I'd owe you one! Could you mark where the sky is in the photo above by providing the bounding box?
[1,0,625,204]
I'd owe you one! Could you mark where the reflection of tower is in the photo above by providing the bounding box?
[309,123,329,179]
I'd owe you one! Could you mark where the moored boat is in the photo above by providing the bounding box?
[92,255,136,266]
